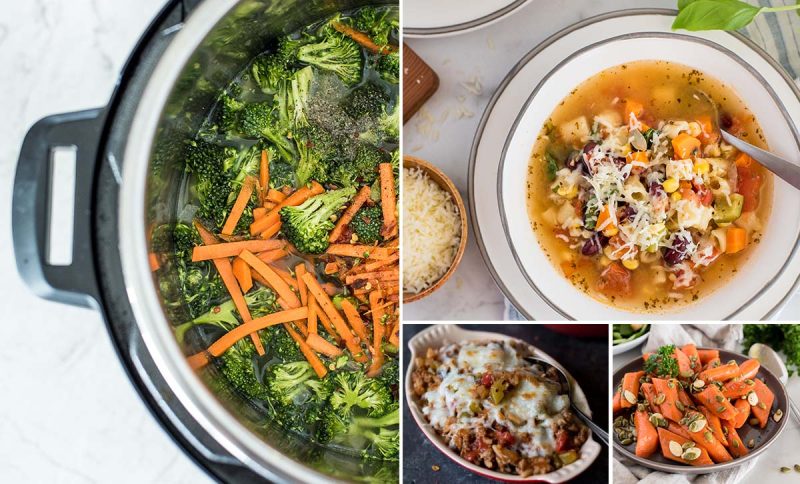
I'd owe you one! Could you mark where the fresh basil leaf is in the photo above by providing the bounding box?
[673,0,762,31]
[677,0,699,9]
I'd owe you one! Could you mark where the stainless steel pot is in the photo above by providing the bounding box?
[13,1,395,482]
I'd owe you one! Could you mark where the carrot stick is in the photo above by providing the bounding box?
[329,185,372,243]
[621,371,644,409]
[272,266,299,290]
[634,407,658,458]
[316,306,340,343]
[696,385,737,420]
[260,150,269,196]
[194,221,264,355]
[612,389,622,414]
[388,322,399,347]
[232,257,253,293]
[340,299,368,341]
[722,419,748,458]
[263,201,276,210]
[253,207,267,221]
[732,398,750,428]
[672,347,693,378]
[149,253,160,272]
[698,406,728,446]
[307,297,318,334]
[657,428,714,466]
[259,221,282,240]
[239,250,301,308]
[750,379,775,428]
[302,272,366,362]
[187,307,308,369]
[378,163,397,239]
[326,244,396,260]
[698,361,740,383]
[367,290,385,377]
[191,239,284,262]
[652,378,682,422]
[351,254,399,274]
[738,359,760,380]
[345,269,398,285]
[331,21,397,54]
[284,323,327,378]
[266,188,287,204]
[722,379,755,399]
[221,177,255,236]
[250,182,324,235]
[257,248,288,264]
[306,333,343,357]
[295,263,309,307]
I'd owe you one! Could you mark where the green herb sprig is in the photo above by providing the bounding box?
[643,344,680,378]
[673,0,800,32]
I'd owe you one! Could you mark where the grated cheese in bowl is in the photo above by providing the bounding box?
[403,167,462,294]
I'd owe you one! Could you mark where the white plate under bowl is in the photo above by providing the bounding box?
[403,0,533,38]
[405,324,602,483]
[469,9,800,320]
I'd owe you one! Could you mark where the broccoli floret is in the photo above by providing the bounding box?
[359,105,399,146]
[345,405,400,461]
[185,139,238,227]
[290,66,314,129]
[350,205,382,244]
[305,375,334,401]
[217,339,271,401]
[236,102,297,164]
[218,94,245,133]
[297,32,363,86]
[262,325,303,361]
[280,187,356,253]
[375,357,398,391]
[344,83,388,120]
[313,403,349,443]
[329,371,393,416]
[351,7,398,48]
[376,52,399,84]
[269,159,296,189]
[266,361,316,405]
[294,135,331,186]
[251,55,292,94]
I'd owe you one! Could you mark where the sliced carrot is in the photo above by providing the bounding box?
[750,379,774,428]
[326,244,396,260]
[738,359,760,380]
[732,398,750,428]
[306,332,342,357]
[257,248,288,264]
[271,266,299,290]
[331,21,397,54]
[345,269,398,285]
[640,382,661,414]
[295,263,308,306]
[698,361,740,383]
[232,257,253,293]
[667,421,692,440]
[624,99,644,121]
[379,163,397,239]
[330,185,371,243]
[191,239,284,262]
[316,303,341,343]
[620,371,644,409]
[721,419,748,458]
[673,347,694,378]
[672,132,701,159]
[340,299,368,341]
[681,343,701,372]
[367,290,385,377]
[220,177,256,236]
[657,428,714,466]
[388,323,399,347]
[698,406,728,446]
[681,412,732,463]
[239,250,300,308]
[263,201,276,210]
[187,307,308,369]
[696,114,719,143]
[193,221,264,355]
[307,297,318,334]
[725,227,747,254]
[149,253,160,272]
[695,385,737,420]
[703,358,722,372]
[324,262,339,275]
[266,188,286,204]
[634,407,658,458]
[259,221,282,240]
[652,378,683,423]
[353,254,400,274]
[250,182,324,235]
[697,349,719,365]
[612,389,623,414]
[253,207,267,221]
[284,323,327,378]
[302,272,366,362]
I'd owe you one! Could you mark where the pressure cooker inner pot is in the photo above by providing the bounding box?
[143,0,396,480]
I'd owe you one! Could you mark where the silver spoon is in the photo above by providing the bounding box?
[524,356,609,446]
[748,343,800,424]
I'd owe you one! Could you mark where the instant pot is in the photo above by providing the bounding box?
[12,0,394,482]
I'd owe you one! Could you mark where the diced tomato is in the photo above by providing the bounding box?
[598,262,632,295]
[737,164,762,212]
[694,184,713,206]
[496,429,516,446]
[555,430,571,452]
[481,373,494,386]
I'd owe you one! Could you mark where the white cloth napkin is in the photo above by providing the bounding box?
[614,324,754,484]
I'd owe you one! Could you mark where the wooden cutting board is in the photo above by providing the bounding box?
[403,44,439,123]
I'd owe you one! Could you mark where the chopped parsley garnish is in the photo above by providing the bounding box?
[643,344,679,378]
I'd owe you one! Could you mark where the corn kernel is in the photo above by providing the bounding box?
[694,159,710,175]
[670,192,682,202]
[663,177,679,193]
[603,226,619,237]
[600,256,612,267]
[622,258,640,270]
[688,121,702,137]
[603,245,619,260]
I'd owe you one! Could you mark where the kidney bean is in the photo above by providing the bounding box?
[565,150,584,171]
[581,235,603,256]
[663,235,691,266]
[619,205,636,222]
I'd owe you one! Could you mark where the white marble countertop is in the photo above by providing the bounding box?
[0,1,209,482]
[403,0,800,321]
[615,341,800,484]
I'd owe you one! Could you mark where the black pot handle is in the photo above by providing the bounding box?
[13,108,105,309]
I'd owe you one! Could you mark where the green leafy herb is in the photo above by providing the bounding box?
[673,0,800,32]
[644,344,680,378]
[584,195,600,231]
[545,152,559,181]
[743,324,800,376]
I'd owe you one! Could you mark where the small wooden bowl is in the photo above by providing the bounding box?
[403,155,468,303]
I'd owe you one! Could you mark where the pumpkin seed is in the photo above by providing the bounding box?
[747,391,759,406]
[668,380,675,389]
[773,409,783,423]
[794,464,800,473]
[693,379,706,389]
[715,395,724,403]
[688,418,707,433]
[654,393,666,405]
[668,440,683,457]
[745,379,755,386]
[623,390,637,404]
[749,418,760,426]
[727,360,737,366]
[781,467,791,473]
[631,129,647,150]
[620,438,633,446]
[649,413,666,428]
[681,441,696,450]
[732,440,740,449]
[704,431,713,442]
[717,405,726,413]
[682,447,702,461]
[747,439,755,449]
[676,401,685,412]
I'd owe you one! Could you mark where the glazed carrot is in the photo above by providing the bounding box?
[232,257,253,293]
[302,272,366,362]
[698,361,739,383]
[672,133,701,159]
[324,262,339,275]
[257,248,288,264]
[673,347,694,378]
[379,163,397,239]
[681,343,701,371]
[253,207,267,221]
[239,250,301,308]
[194,221,264,355]
[187,307,308,369]
[703,358,722,372]
[326,244,396,260]
[367,290,385,377]
[652,378,683,423]
[677,387,693,408]
[331,21,397,54]
[698,406,728,446]
[635,407,659,458]
[620,371,644,409]
[640,383,661,414]
[263,202,276,210]
[667,421,692,440]
[750,379,775,428]
[725,227,747,254]
[722,379,755,399]
[306,332,343,357]
[732,398,750,428]
[285,323,327,378]
[345,269,399,285]
[340,299,368,341]
[250,181,324,235]
[681,412,732,463]
[721,419,748,458]
[266,188,286,204]
[307,297,318,335]
[738,359,760,380]
[612,389,623,414]
[330,185,371,243]
[259,150,269,196]
[191,239,284,262]
[697,349,720,365]
[695,385,737,420]
[221,177,256,236]
[657,428,714,466]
